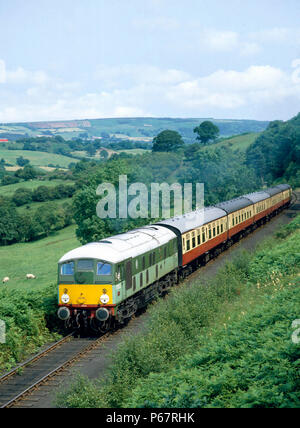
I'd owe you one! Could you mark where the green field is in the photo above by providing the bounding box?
[0,225,79,292]
[118,148,151,155]
[16,197,72,215]
[0,149,77,168]
[0,179,74,198]
[215,132,260,151]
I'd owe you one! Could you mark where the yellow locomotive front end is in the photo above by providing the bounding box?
[57,257,116,333]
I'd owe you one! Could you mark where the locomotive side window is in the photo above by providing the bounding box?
[61,262,74,275]
[97,262,112,276]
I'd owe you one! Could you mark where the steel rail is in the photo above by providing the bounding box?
[0,332,74,385]
[1,332,111,408]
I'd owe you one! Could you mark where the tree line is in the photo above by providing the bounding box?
[0,196,73,245]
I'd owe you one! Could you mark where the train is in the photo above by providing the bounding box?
[57,184,292,333]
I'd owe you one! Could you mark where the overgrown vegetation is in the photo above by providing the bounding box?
[56,215,300,408]
[0,283,60,372]
[246,112,300,187]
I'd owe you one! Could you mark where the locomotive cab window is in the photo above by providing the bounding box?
[97,262,112,276]
[61,262,74,275]
[77,259,94,271]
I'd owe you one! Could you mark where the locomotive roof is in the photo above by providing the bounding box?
[215,197,252,214]
[155,206,227,234]
[243,191,271,204]
[59,225,177,264]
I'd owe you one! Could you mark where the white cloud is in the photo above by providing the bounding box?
[6,66,49,85]
[201,30,239,52]
[0,62,300,123]
[94,64,190,87]
[165,65,300,117]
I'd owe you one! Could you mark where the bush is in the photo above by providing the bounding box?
[0,283,60,372]
[12,188,33,206]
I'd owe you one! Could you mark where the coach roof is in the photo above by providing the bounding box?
[215,197,252,214]
[155,206,227,234]
[243,191,271,204]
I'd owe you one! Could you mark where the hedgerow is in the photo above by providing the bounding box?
[0,283,60,372]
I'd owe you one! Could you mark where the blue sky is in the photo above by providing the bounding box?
[0,0,300,122]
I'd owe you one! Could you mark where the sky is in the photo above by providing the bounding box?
[0,0,300,122]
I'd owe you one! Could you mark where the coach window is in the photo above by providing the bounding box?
[197,232,201,245]
[140,273,143,287]
[146,269,149,283]
[133,276,136,291]
[187,240,191,251]
[202,228,206,243]
[232,217,235,226]
[208,229,212,239]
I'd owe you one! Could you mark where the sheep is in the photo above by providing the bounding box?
[26,274,36,280]
[2,277,9,283]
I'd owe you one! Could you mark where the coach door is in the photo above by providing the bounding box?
[125,259,132,296]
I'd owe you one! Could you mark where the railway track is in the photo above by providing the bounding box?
[0,331,111,408]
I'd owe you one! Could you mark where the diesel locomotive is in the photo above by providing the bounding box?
[57,184,292,333]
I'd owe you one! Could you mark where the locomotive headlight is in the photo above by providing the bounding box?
[61,293,70,304]
[100,294,110,304]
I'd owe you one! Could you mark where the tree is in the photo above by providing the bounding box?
[193,121,220,145]
[12,188,33,206]
[0,197,21,245]
[32,186,51,202]
[15,165,38,181]
[16,156,30,167]
[100,149,109,159]
[152,130,185,152]
[86,144,97,157]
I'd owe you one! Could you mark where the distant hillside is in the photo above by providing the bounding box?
[0,117,269,142]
